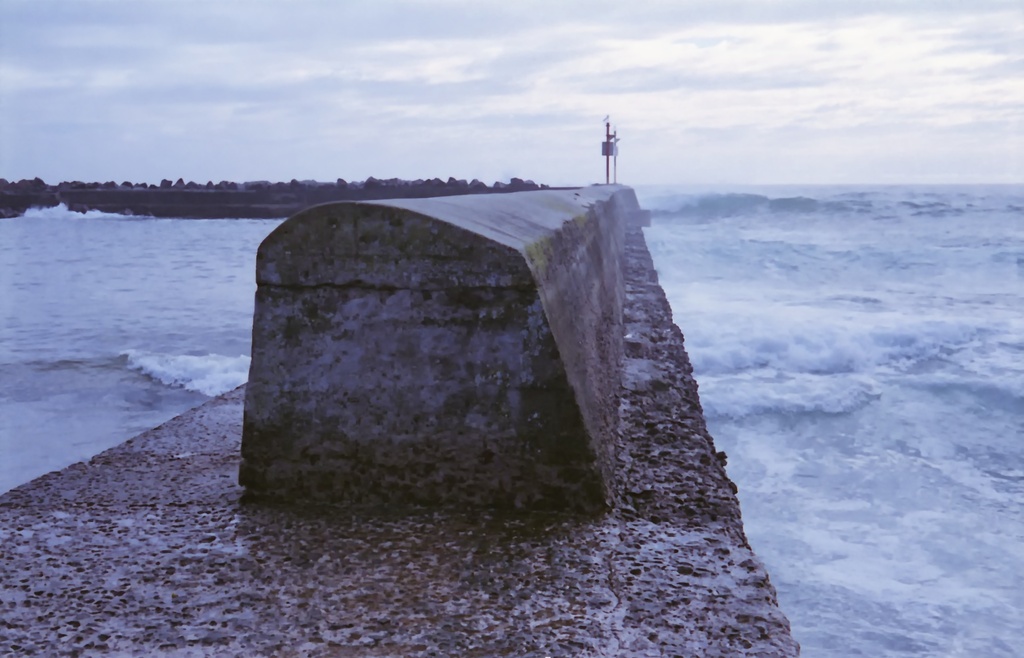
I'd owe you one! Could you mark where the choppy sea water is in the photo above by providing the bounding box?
[638,185,1024,657]
[1,187,1021,656]
[0,206,284,493]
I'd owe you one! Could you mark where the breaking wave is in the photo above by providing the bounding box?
[644,187,1024,221]
[20,202,154,221]
[690,319,986,377]
[122,350,249,396]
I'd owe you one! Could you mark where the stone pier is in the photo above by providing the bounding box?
[0,187,799,656]
[240,186,640,510]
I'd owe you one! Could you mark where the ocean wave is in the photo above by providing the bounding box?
[688,319,984,377]
[905,372,1024,409]
[649,193,873,219]
[20,203,153,221]
[700,373,881,419]
[122,350,249,396]
[643,188,1024,223]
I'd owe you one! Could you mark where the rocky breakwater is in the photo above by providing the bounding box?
[0,186,798,656]
[0,176,548,219]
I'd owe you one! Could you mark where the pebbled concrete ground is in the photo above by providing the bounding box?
[0,226,799,657]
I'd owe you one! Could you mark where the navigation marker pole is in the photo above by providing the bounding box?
[613,132,620,184]
[601,116,618,184]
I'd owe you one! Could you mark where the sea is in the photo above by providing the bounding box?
[1,185,1022,657]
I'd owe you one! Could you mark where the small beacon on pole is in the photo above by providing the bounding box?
[601,116,618,184]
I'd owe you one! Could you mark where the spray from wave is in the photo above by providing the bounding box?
[122,350,249,396]
[21,202,155,221]
[639,185,1024,657]
[644,187,1024,222]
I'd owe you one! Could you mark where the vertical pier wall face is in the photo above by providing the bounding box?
[519,190,636,503]
[241,187,639,509]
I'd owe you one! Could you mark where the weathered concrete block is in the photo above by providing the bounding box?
[240,186,641,510]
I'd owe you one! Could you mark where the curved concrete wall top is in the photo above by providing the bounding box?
[380,186,625,251]
[241,185,642,510]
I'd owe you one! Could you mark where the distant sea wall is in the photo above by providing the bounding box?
[0,176,549,219]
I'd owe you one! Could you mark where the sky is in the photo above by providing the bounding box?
[1,0,1022,186]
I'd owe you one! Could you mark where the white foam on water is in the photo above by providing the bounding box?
[122,350,250,397]
[698,372,882,419]
[683,310,985,377]
[0,210,282,494]
[20,202,152,221]
[642,185,1024,657]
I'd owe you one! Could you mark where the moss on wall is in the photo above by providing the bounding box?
[524,235,554,276]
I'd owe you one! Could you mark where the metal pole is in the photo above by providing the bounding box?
[613,128,618,184]
[605,121,611,184]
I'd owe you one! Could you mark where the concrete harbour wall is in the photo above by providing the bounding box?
[240,186,642,510]
[0,186,800,655]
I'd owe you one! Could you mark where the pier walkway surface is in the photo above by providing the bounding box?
[0,221,798,657]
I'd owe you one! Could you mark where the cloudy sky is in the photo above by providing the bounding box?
[1,0,1021,186]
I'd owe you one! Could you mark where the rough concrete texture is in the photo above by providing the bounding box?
[0,222,799,657]
[242,187,636,510]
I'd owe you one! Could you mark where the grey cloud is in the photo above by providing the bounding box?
[932,26,1024,82]
[7,64,531,113]
[9,0,1015,58]
[2,0,548,53]
[6,0,1015,86]
[933,21,1023,54]
[961,56,1024,84]
[577,66,833,94]
[3,0,1020,184]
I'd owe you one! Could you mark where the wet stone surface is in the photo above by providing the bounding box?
[0,226,798,657]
